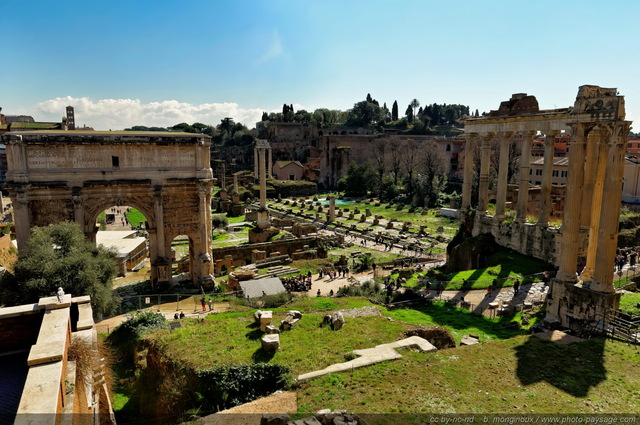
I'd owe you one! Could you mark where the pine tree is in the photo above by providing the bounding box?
[392,101,399,121]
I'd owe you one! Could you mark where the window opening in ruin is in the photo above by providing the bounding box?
[112,156,120,168]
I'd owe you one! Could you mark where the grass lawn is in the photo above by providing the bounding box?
[125,208,147,227]
[144,298,408,375]
[428,249,551,290]
[619,292,640,316]
[297,336,640,416]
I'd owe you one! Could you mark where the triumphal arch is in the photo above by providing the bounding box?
[460,85,631,330]
[2,130,215,287]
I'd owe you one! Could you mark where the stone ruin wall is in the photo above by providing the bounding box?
[211,236,328,267]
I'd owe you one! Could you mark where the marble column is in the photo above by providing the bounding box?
[580,126,608,283]
[537,131,559,226]
[267,148,273,178]
[579,129,601,229]
[328,196,336,222]
[495,131,513,220]
[556,123,588,282]
[461,133,477,211]
[591,122,631,292]
[153,188,166,263]
[13,192,30,250]
[258,147,267,209]
[254,147,259,179]
[516,132,534,223]
[478,133,493,214]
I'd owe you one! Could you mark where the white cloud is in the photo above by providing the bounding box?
[256,30,285,64]
[36,96,267,131]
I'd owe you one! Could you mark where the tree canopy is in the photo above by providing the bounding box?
[0,222,120,319]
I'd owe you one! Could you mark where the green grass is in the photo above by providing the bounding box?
[144,298,408,375]
[619,292,640,316]
[384,301,540,343]
[298,336,640,415]
[226,215,247,224]
[429,248,551,290]
[125,208,147,227]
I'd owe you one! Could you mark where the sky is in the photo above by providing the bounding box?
[2,0,639,131]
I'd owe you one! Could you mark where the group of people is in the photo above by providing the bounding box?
[173,311,186,320]
[319,265,349,280]
[615,247,638,272]
[281,274,313,293]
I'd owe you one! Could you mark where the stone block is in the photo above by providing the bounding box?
[260,310,273,332]
[360,214,366,222]
[460,335,480,346]
[261,333,280,352]
[365,208,371,216]
[386,221,394,229]
[265,325,280,334]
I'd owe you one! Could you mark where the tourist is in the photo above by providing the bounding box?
[329,289,334,297]
[317,289,321,297]
[174,313,179,320]
[200,297,206,311]
[179,311,185,319]
[486,285,491,296]
[513,280,521,295]
[208,299,213,311]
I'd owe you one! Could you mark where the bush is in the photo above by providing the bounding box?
[108,311,168,361]
[196,363,292,411]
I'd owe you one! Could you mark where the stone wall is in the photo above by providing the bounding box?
[472,214,585,266]
[211,236,327,266]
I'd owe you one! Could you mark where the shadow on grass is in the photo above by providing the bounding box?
[515,336,606,397]
[393,302,527,340]
[245,322,263,340]
[251,347,276,363]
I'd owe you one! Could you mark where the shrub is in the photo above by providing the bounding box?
[196,363,293,411]
[108,311,167,361]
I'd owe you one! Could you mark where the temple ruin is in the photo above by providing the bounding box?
[2,131,215,287]
[459,85,632,330]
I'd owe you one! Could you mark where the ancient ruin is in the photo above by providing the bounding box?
[2,131,215,287]
[459,85,631,330]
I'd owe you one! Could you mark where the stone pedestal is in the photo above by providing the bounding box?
[545,280,621,332]
[256,209,270,229]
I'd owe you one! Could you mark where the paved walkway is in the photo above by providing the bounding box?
[297,335,436,382]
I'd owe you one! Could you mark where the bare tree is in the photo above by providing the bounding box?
[373,140,387,198]
[389,140,402,184]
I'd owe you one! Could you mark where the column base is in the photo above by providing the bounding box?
[545,280,620,332]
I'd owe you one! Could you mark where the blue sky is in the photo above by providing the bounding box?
[2,0,639,130]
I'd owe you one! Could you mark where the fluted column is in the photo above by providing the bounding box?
[580,129,601,229]
[591,122,632,292]
[478,133,493,214]
[557,123,588,282]
[13,192,30,250]
[495,131,513,220]
[258,147,267,209]
[580,126,608,282]
[461,133,477,211]
[154,188,166,260]
[537,131,559,226]
[254,147,259,179]
[516,131,534,222]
